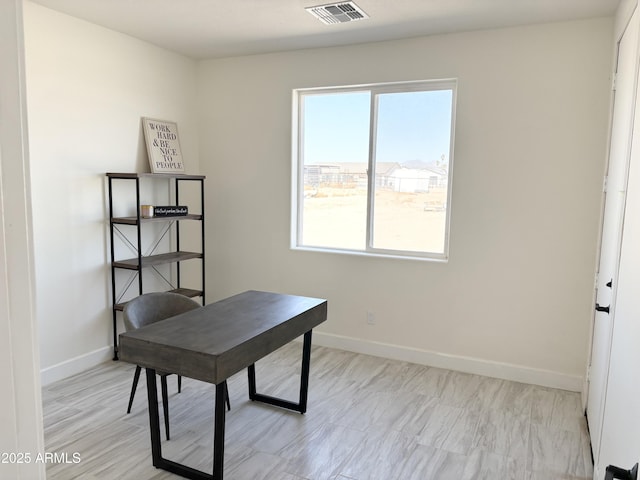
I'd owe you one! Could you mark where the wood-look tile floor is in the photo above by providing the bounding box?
[42,343,593,479]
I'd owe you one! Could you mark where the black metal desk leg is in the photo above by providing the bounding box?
[246,330,313,414]
[144,368,219,480]
[213,382,227,480]
[298,330,312,414]
[248,363,257,400]
[145,369,163,467]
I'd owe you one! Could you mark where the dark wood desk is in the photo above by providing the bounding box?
[119,290,328,480]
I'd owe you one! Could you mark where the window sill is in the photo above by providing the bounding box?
[290,245,449,263]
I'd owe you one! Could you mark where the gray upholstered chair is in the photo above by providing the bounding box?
[123,292,230,440]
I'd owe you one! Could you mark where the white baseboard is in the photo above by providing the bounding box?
[40,346,113,386]
[311,331,584,392]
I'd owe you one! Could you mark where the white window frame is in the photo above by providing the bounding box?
[291,79,457,261]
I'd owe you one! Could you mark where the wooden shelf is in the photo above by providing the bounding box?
[111,214,202,225]
[113,251,203,270]
[107,172,205,180]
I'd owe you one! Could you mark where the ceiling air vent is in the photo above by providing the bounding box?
[306,2,369,25]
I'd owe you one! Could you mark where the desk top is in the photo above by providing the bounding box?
[119,290,327,384]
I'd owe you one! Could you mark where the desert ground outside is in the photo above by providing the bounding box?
[302,185,447,254]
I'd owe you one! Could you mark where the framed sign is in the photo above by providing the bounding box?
[142,117,185,174]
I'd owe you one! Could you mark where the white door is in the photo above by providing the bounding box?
[594,10,640,475]
[586,7,639,465]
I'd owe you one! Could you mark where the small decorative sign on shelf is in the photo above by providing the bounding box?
[153,206,188,217]
[142,117,185,174]
[140,205,188,218]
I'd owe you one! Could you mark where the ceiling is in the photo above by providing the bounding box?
[30,0,621,59]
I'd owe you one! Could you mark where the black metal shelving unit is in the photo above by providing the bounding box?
[106,172,205,359]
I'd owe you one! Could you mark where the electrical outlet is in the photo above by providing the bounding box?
[366,311,375,325]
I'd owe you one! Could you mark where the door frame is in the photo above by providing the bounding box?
[0,1,45,478]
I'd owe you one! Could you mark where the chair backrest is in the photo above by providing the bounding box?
[123,292,201,332]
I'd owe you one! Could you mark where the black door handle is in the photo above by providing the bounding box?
[605,463,638,480]
[595,303,610,314]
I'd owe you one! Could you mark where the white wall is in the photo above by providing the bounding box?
[0,0,45,477]
[23,2,199,383]
[198,18,613,390]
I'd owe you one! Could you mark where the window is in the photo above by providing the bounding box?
[292,80,456,260]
